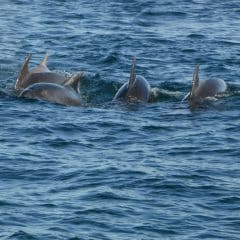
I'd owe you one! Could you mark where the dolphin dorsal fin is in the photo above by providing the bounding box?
[15,54,32,90]
[64,72,84,93]
[127,57,136,91]
[40,51,48,66]
[191,64,199,96]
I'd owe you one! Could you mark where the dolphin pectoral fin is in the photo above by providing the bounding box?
[191,64,200,97]
[15,54,32,91]
[40,51,49,66]
[181,92,191,102]
[64,72,84,93]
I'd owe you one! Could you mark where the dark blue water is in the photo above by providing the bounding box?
[0,1,240,239]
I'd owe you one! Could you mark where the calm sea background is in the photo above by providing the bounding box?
[0,0,240,239]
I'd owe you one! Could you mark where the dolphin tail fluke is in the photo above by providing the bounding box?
[40,51,48,66]
[64,72,84,93]
[191,64,199,97]
[15,54,31,91]
[127,57,136,91]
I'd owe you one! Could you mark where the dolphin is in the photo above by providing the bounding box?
[182,65,227,104]
[113,57,151,103]
[14,52,67,92]
[19,72,84,106]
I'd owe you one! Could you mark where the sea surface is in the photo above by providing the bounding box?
[0,0,240,239]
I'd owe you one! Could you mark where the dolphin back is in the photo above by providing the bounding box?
[20,83,81,106]
[196,79,227,98]
[113,75,150,103]
[14,53,67,92]
[127,75,150,102]
[20,72,67,90]
[113,57,150,103]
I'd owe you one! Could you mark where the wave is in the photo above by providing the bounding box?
[139,9,187,18]
[7,230,37,240]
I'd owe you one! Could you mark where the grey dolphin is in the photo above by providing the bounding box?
[182,65,227,103]
[14,52,66,92]
[113,57,151,103]
[19,72,84,106]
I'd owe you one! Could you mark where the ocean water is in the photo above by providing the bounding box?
[0,0,240,239]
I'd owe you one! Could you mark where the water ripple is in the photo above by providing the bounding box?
[0,1,240,240]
